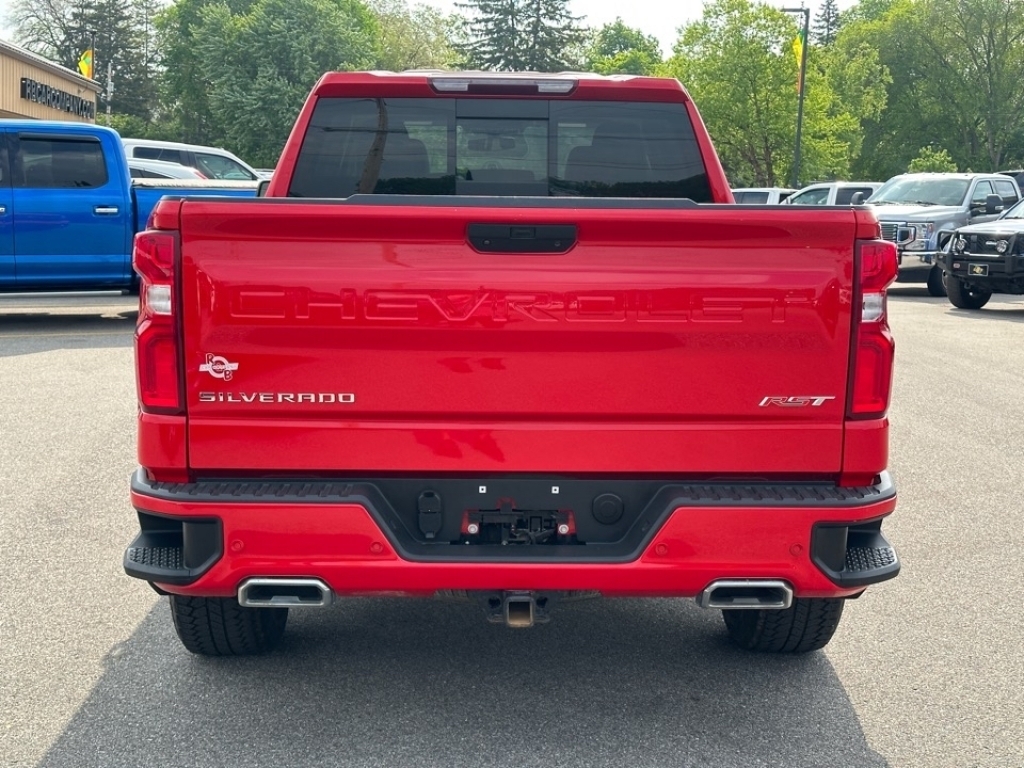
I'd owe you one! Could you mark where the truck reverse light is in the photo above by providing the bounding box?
[134,230,182,414]
[146,284,172,315]
[849,240,898,419]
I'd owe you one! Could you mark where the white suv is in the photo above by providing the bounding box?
[121,139,260,181]
[784,181,883,206]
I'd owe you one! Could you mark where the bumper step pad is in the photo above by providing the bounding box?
[812,523,900,588]
[123,513,222,585]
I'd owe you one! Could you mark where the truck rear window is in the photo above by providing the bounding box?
[289,98,712,201]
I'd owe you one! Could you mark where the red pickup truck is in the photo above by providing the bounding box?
[125,71,900,656]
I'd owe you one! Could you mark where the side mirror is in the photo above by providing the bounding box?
[257,179,271,197]
[986,193,1004,215]
[850,191,865,205]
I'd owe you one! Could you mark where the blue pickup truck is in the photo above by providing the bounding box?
[0,120,257,292]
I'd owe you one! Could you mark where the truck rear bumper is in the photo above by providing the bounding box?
[125,469,899,599]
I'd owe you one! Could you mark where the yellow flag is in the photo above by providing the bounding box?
[792,30,805,92]
[78,49,93,79]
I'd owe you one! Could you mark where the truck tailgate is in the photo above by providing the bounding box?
[179,200,857,475]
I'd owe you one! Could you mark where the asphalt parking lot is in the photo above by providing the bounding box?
[1,288,1022,768]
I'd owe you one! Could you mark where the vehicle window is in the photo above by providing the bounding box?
[129,166,143,178]
[134,147,187,165]
[789,187,829,205]
[14,137,108,188]
[778,191,795,202]
[993,180,1018,204]
[869,177,969,206]
[971,181,993,205]
[836,186,874,204]
[289,97,712,201]
[735,191,769,203]
[193,152,257,180]
[0,138,9,186]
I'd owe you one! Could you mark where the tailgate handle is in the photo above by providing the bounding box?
[468,223,577,254]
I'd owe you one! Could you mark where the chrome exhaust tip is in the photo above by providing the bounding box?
[237,578,333,608]
[697,579,794,610]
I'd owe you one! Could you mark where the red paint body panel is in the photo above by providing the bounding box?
[178,202,859,474]
[137,413,188,479]
[132,488,894,599]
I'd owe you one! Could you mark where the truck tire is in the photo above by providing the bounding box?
[722,597,844,653]
[169,595,288,656]
[927,266,947,297]
[946,277,991,309]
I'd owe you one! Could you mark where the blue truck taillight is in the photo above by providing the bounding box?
[133,230,183,414]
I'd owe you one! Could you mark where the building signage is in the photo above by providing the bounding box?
[19,77,95,119]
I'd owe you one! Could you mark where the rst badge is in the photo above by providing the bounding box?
[759,396,836,407]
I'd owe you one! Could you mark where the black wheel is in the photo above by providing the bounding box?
[722,597,845,653]
[946,276,991,309]
[169,595,288,656]
[927,266,947,297]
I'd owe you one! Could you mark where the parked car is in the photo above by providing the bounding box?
[124,70,900,658]
[938,196,1024,309]
[731,186,797,204]
[254,168,275,179]
[121,138,261,181]
[997,169,1024,188]
[0,121,258,293]
[784,181,883,206]
[867,172,1020,295]
[128,157,207,180]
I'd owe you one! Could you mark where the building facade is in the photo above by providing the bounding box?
[1,39,100,123]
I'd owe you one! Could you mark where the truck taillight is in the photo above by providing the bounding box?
[133,230,182,414]
[849,240,898,419]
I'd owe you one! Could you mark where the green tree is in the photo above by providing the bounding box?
[192,0,380,167]
[155,0,260,146]
[842,0,1024,178]
[907,146,957,172]
[368,0,460,71]
[584,18,662,75]
[456,0,584,71]
[664,0,878,187]
[812,0,841,45]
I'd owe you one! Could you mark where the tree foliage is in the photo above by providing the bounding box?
[907,146,957,172]
[664,0,884,187]
[812,0,842,45]
[456,0,584,71]
[584,18,662,75]
[368,0,460,71]
[842,0,1024,179]
[192,0,379,167]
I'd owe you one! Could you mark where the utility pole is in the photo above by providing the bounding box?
[106,62,114,126]
[782,6,810,188]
